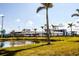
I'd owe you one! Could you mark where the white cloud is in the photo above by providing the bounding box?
[27,20,33,25]
[26,20,34,29]
[16,18,21,22]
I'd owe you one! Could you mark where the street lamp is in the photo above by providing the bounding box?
[0,14,4,38]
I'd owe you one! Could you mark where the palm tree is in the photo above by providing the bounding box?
[34,28,39,43]
[68,23,75,36]
[41,26,44,37]
[10,30,15,37]
[36,3,53,44]
[71,9,79,17]
[34,28,37,37]
[51,24,59,36]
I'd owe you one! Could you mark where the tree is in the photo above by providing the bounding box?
[1,29,6,37]
[51,24,60,36]
[41,26,44,37]
[71,9,79,36]
[71,9,79,17]
[34,28,37,37]
[68,23,75,36]
[34,28,39,43]
[36,3,53,44]
[22,29,26,32]
[10,30,15,37]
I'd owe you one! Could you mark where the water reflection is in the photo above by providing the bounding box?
[0,40,35,48]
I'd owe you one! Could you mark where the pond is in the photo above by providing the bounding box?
[0,40,35,48]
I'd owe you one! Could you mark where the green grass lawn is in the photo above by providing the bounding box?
[0,36,79,56]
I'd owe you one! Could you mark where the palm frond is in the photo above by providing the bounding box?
[41,26,44,29]
[76,9,79,13]
[68,26,70,28]
[68,24,70,25]
[71,14,79,17]
[36,7,45,13]
[68,23,75,28]
[68,24,72,27]
[34,28,37,30]
[51,24,54,27]
[41,3,53,8]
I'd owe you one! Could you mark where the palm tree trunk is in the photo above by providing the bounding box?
[46,8,50,44]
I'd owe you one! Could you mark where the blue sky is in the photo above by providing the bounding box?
[0,3,79,33]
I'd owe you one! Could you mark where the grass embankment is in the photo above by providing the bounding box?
[0,37,79,56]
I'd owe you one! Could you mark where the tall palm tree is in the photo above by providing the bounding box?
[68,23,75,36]
[41,26,44,37]
[71,9,79,17]
[36,3,53,44]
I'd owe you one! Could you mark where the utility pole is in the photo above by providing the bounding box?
[0,14,4,47]
[1,15,4,38]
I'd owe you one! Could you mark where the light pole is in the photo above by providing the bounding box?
[0,14,4,38]
[0,14,4,47]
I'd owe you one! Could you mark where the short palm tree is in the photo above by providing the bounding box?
[71,9,79,17]
[36,3,53,44]
[34,28,37,37]
[68,23,75,36]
